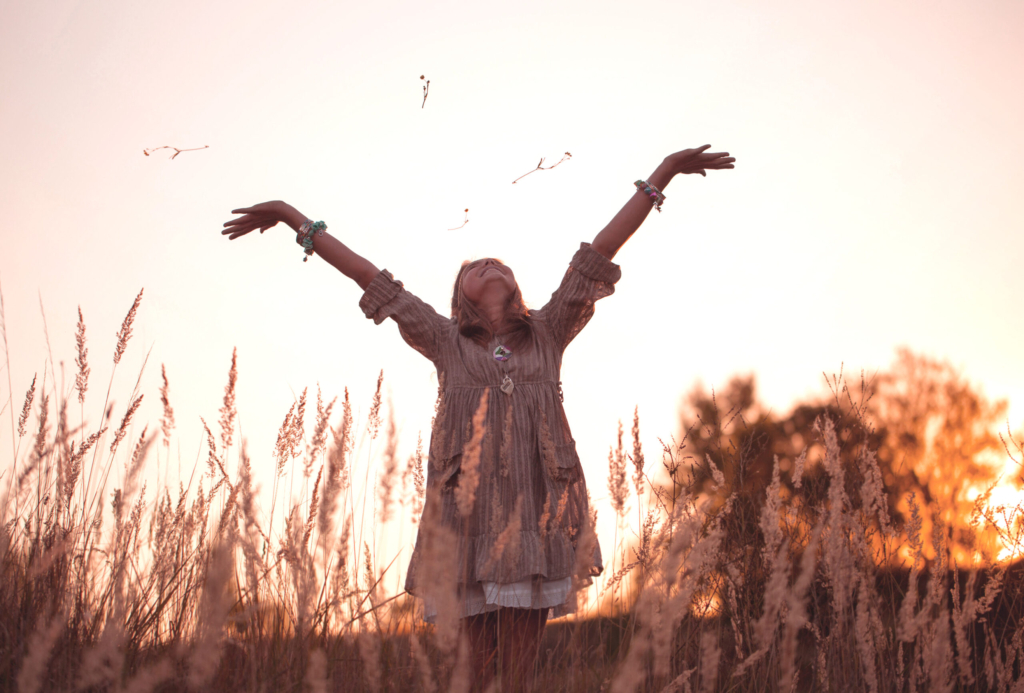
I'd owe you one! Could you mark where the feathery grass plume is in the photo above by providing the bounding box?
[779,525,822,692]
[361,540,381,612]
[706,453,725,489]
[305,649,329,693]
[925,601,955,693]
[791,449,807,489]
[410,433,426,521]
[759,455,784,565]
[121,661,173,693]
[234,443,262,604]
[854,576,881,693]
[291,387,308,472]
[552,487,569,531]
[319,393,351,541]
[485,494,523,573]
[409,628,437,693]
[377,398,399,524]
[358,630,383,691]
[608,419,628,517]
[65,428,104,506]
[31,392,50,464]
[305,386,337,477]
[77,619,125,691]
[499,399,513,477]
[449,634,473,693]
[540,411,558,480]
[661,669,695,693]
[417,484,460,650]
[218,347,238,452]
[16,615,63,693]
[159,364,174,447]
[897,494,925,643]
[630,406,645,496]
[124,425,153,499]
[200,416,221,478]
[74,306,89,404]
[274,401,297,476]
[336,387,354,482]
[744,541,790,665]
[573,490,600,583]
[113,288,143,364]
[304,465,323,549]
[332,515,352,605]
[109,394,143,456]
[856,443,893,538]
[17,373,36,436]
[188,539,234,689]
[817,415,854,616]
[950,568,981,686]
[697,630,721,693]
[456,389,489,518]
[367,369,384,440]
[538,494,551,539]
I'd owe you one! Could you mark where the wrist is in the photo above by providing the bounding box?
[650,160,676,189]
[281,204,307,233]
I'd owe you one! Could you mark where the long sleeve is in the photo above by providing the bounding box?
[534,242,622,352]
[358,269,452,363]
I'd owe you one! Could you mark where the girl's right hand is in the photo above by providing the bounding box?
[221,200,305,240]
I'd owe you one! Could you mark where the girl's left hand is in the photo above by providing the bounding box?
[665,145,735,177]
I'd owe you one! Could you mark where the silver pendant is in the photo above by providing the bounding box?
[500,375,514,395]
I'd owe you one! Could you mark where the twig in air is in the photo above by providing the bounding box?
[143,145,209,160]
[420,75,430,108]
[512,152,572,184]
[448,209,469,231]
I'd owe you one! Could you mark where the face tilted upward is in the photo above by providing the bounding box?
[460,258,517,305]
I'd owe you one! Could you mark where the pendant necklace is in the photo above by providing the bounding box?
[493,343,514,395]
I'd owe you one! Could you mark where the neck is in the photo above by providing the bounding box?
[472,289,511,333]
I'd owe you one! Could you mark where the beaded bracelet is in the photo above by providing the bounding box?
[634,180,666,213]
[297,220,327,262]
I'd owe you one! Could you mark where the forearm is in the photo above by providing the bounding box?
[281,206,380,290]
[591,159,675,260]
[310,233,380,290]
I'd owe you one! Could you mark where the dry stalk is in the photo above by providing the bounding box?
[512,152,572,184]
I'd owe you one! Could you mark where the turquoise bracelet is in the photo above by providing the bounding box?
[634,180,666,213]
[297,220,327,262]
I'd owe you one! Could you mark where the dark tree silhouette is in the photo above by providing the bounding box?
[666,349,1013,563]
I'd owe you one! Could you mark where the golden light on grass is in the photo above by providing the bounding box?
[3,295,1024,691]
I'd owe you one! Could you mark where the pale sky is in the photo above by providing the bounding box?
[2,0,1023,593]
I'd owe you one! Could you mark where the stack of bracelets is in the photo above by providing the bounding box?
[297,219,327,261]
[634,179,666,212]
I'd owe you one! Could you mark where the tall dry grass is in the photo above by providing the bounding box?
[3,291,1024,692]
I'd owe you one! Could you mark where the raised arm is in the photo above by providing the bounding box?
[222,200,380,290]
[591,145,735,260]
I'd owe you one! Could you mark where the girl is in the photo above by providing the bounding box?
[223,144,734,692]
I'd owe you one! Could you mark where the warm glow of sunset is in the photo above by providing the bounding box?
[3,0,1024,629]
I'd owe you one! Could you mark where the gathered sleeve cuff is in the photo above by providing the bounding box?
[359,270,406,324]
[535,243,622,352]
[570,242,622,285]
[358,269,450,363]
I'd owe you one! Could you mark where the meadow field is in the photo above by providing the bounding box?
[4,294,1024,693]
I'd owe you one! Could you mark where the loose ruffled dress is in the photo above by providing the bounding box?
[358,242,621,619]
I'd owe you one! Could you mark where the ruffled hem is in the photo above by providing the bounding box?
[421,576,576,622]
[405,528,602,595]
